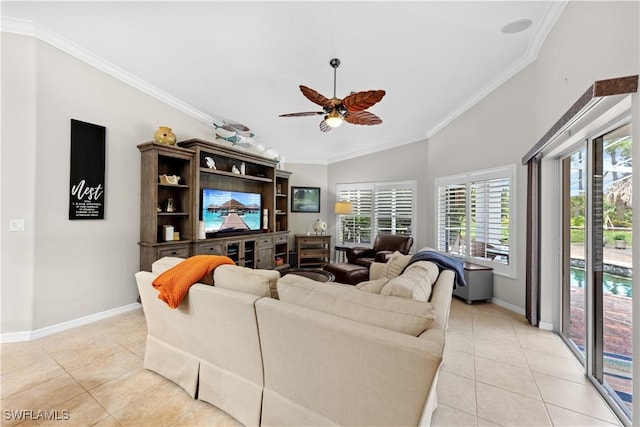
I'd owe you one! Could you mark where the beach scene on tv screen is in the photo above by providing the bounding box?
[202,189,261,231]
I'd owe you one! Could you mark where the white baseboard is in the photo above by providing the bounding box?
[0,303,142,343]
[490,297,555,331]
[490,297,525,316]
[538,321,554,331]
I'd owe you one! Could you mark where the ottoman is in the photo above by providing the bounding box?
[323,263,369,285]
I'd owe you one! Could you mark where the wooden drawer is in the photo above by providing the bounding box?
[157,244,191,259]
[297,236,329,245]
[195,241,225,255]
[274,234,288,244]
[256,237,273,248]
[300,248,329,257]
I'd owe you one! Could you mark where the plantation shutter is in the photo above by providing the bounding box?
[375,186,413,236]
[336,187,373,245]
[436,165,514,275]
[437,184,468,256]
[470,177,510,264]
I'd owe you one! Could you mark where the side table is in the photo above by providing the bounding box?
[334,245,349,263]
[453,262,493,304]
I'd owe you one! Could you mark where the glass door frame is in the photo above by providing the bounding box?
[558,115,633,425]
[560,145,589,366]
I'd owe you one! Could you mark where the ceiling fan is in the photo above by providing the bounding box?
[279,58,385,132]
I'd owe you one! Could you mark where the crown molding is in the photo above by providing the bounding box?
[324,132,427,165]
[2,16,283,159]
[1,16,213,124]
[426,1,568,139]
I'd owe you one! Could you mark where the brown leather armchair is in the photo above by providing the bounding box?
[346,234,414,268]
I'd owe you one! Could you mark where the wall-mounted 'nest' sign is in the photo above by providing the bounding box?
[69,119,106,220]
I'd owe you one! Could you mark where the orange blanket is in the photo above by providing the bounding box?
[152,255,235,308]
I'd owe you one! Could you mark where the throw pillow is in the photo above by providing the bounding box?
[381,251,412,279]
[214,265,281,298]
[355,277,389,294]
[277,274,435,336]
[381,261,440,301]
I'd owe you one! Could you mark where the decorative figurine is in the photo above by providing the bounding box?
[205,157,216,169]
[313,219,327,235]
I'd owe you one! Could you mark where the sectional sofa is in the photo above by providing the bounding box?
[135,252,455,426]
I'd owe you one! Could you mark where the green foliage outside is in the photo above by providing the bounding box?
[570,228,632,246]
[570,191,633,246]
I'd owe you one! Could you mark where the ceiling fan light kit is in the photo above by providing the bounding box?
[325,110,343,128]
[280,58,385,132]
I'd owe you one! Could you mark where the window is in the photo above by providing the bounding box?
[336,181,416,246]
[436,165,515,276]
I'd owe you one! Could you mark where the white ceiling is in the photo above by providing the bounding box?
[2,1,566,164]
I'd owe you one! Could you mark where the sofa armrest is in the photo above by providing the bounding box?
[151,256,185,274]
[419,269,455,346]
[347,247,375,263]
[375,250,394,263]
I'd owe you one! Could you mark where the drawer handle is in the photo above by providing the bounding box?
[171,251,177,255]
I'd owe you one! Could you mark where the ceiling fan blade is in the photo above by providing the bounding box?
[342,90,386,112]
[300,85,333,108]
[319,120,333,133]
[344,111,383,125]
[279,111,325,117]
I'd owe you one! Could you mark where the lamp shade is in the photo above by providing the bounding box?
[334,200,353,215]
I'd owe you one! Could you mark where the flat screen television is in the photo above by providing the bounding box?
[201,188,262,235]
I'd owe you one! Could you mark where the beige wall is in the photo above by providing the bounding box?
[427,65,535,311]
[285,163,329,250]
[426,0,638,313]
[1,33,38,332]
[534,1,640,139]
[328,139,429,251]
[1,33,215,333]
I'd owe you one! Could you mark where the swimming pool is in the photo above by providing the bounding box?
[570,267,632,297]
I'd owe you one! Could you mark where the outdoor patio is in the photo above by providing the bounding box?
[569,243,633,414]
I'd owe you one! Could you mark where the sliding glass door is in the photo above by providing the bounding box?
[597,123,633,419]
[561,122,633,422]
[562,147,587,360]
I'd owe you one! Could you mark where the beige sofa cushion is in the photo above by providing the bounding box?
[355,277,389,294]
[214,265,280,298]
[277,274,435,336]
[380,251,412,279]
[381,261,440,301]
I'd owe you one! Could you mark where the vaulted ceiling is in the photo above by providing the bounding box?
[2,1,566,164]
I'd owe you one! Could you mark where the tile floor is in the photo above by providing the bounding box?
[0,298,623,426]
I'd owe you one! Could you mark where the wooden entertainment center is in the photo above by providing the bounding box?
[138,138,292,272]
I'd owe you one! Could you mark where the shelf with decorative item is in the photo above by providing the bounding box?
[198,167,273,183]
[158,183,189,189]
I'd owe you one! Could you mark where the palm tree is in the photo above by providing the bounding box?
[605,175,632,226]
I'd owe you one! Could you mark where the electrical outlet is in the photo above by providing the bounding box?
[9,219,25,232]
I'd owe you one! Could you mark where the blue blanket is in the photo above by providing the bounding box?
[402,250,467,288]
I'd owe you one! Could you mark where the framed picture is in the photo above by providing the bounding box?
[291,186,321,213]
